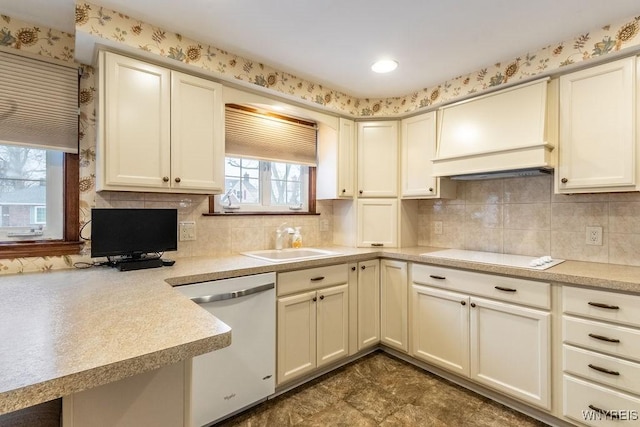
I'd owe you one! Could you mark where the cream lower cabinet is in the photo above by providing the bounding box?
[276,265,349,385]
[562,286,640,426]
[380,260,408,352]
[98,51,224,194]
[410,264,551,410]
[357,259,380,350]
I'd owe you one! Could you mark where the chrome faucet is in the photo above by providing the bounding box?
[275,223,295,249]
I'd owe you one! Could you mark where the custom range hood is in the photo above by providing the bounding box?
[432,78,558,180]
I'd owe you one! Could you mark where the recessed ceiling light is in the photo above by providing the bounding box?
[371,59,398,73]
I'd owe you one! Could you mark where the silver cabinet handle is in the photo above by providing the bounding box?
[190,283,274,304]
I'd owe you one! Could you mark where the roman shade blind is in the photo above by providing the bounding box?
[225,106,317,166]
[0,50,79,153]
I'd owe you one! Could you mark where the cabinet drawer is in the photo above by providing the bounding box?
[411,264,550,309]
[563,316,640,362]
[277,264,348,296]
[564,286,640,328]
[564,345,640,395]
[563,375,640,426]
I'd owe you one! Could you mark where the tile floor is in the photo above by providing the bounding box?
[219,351,549,426]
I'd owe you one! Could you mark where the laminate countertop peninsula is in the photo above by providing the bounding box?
[2,245,640,416]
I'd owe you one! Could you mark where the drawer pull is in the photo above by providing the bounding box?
[310,276,325,282]
[588,302,620,310]
[588,364,620,376]
[588,404,620,419]
[494,286,517,292]
[588,333,620,343]
[429,275,446,280]
[371,243,384,247]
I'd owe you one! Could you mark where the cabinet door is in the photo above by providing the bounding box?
[317,284,349,368]
[101,52,171,189]
[411,285,469,376]
[380,260,408,352]
[171,72,224,192]
[338,118,356,197]
[402,112,437,198]
[470,297,550,409]
[558,57,636,192]
[357,121,398,197]
[357,260,380,350]
[277,291,316,384]
[357,198,398,247]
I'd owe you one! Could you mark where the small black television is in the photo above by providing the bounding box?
[91,208,178,261]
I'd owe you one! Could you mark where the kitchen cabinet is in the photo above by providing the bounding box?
[276,264,349,385]
[562,286,640,426]
[410,263,551,409]
[63,362,185,427]
[97,51,224,194]
[357,121,398,197]
[557,56,638,193]
[357,259,380,350]
[357,198,398,247]
[401,112,456,199]
[380,260,408,352]
[317,118,356,199]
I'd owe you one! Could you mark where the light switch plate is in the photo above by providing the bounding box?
[179,221,196,241]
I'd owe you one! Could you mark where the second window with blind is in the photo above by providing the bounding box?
[219,105,317,213]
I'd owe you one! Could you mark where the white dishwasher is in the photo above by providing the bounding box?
[177,272,276,427]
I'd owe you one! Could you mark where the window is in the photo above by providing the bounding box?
[221,157,309,212]
[0,50,80,257]
[0,145,63,240]
[210,104,318,215]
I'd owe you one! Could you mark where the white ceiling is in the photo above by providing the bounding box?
[2,0,639,98]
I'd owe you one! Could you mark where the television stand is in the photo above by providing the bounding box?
[115,257,164,272]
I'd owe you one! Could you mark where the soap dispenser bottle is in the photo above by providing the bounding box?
[292,227,302,248]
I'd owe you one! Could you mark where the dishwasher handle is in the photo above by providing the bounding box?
[190,282,275,304]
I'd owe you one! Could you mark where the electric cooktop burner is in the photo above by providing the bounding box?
[422,249,565,270]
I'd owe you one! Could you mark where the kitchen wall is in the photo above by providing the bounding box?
[418,175,640,266]
[75,1,640,117]
[2,8,640,274]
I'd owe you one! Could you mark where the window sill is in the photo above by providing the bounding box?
[204,212,320,217]
[0,241,84,258]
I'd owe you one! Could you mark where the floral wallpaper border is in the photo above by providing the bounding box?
[75,2,640,116]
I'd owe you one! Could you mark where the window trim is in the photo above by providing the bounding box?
[0,153,82,258]
[206,167,317,216]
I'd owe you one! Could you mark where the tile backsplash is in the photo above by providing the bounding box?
[95,192,334,259]
[418,174,640,266]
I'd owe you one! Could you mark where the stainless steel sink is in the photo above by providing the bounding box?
[242,248,341,263]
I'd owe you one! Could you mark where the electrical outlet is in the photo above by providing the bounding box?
[585,226,602,246]
[319,219,329,232]
[179,221,196,241]
[434,221,443,235]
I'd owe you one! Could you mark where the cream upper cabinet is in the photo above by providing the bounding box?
[380,260,408,352]
[98,51,224,194]
[316,118,356,199]
[357,259,380,350]
[357,198,398,247]
[171,71,224,192]
[401,112,456,199]
[557,56,638,193]
[357,121,398,197]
